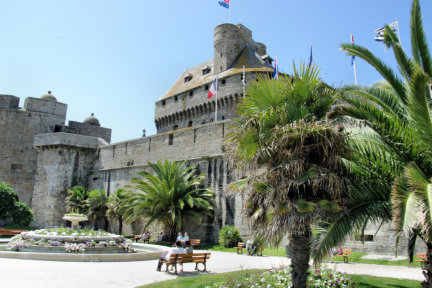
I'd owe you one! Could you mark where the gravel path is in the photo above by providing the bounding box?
[0,249,423,288]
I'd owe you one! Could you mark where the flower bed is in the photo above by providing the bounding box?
[205,266,354,288]
[7,227,134,254]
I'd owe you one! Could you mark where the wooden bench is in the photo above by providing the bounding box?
[133,234,151,244]
[236,242,245,254]
[0,229,26,236]
[161,252,211,274]
[416,252,427,269]
[190,239,200,247]
[336,249,352,263]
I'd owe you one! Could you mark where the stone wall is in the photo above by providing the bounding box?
[67,121,111,143]
[343,222,426,256]
[88,120,251,242]
[154,73,259,133]
[31,133,100,228]
[0,106,66,205]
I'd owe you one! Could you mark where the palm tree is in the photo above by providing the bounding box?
[227,64,350,288]
[106,189,127,235]
[86,189,108,230]
[329,0,432,286]
[65,186,89,214]
[122,160,214,242]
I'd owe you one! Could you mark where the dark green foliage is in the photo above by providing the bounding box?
[122,160,214,242]
[11,202,33,226]
[218,225,242,247]
[86,189,108,230]
[0,181,33,226]
[66,186,89,214]
[0,181,19,220]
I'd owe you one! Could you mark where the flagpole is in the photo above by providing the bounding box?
[353,58,358,86]
[396,19,402,46]
[228,3,231,23]
[351,32,358,85]
[215,75,218,123]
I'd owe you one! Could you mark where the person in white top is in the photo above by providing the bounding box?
[156,240,186,271]
[182,232,190,246]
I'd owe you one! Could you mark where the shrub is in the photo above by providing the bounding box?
[10,202,33,226]
[0,181,19,220]
[218,225,242,248]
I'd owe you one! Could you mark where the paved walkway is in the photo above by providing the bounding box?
[0,249,423,288]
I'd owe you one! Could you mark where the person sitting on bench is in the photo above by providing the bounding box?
[140,229,151,242]
[155,232,164,242]
[156,240,185,271]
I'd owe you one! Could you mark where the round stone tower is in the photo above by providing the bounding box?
[213,23,243,74]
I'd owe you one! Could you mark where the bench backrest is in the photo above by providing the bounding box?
[190,239,200,246]
[166,252,211,262]
[342,249,352,254]
[237,242,244,248]
[0,229,26,234]
[417,253,427,259]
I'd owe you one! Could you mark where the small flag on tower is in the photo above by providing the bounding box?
[208,76,218,99]
[219,0,229,9]
[273,56,279,80]
[351,33,355,66]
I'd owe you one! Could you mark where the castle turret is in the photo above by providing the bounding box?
[213,23,244,74]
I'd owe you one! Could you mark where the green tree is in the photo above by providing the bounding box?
[65,186,89,214]
[106,188,127,234]
[122,160,214,242]
[0,181,19,221]
[330,0,432,286]
[86,189,108,230]
[0,181,33,226]
[227,65,349,288]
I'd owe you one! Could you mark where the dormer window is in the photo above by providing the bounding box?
[184,74,193,83]
[202,67,211,75]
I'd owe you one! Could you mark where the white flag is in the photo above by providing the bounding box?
[374,20,398,42]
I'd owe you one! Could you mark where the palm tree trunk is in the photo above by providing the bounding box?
[288,224,312,288]
[118,216,123,235]
[422,242,432,288]
[164,225,177,242]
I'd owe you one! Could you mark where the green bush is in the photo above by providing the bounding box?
[11,202,33,226]
[218,225,242,248]
[0,181,19,220]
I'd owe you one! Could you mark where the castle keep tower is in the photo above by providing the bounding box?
[154,23,273,134]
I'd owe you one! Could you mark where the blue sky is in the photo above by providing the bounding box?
[1,0,431,143]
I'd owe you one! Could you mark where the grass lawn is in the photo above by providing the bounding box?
[148,242,421,268]
[137,269,421,288]
[350,275,422,287]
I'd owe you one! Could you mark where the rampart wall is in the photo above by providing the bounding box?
[0,97,66,205]
[88,120,251,241]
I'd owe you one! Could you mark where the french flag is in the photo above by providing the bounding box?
[207,76,218,99]
[219,0,229,9]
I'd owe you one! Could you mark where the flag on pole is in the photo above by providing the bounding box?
[374,20,398,42]
[207,76,218,99]
[351,33,355,66]
[273,56,279,80]
[219,0,229,9]
[308,45,313,67]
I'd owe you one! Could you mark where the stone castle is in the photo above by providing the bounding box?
[0,23,422,255]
